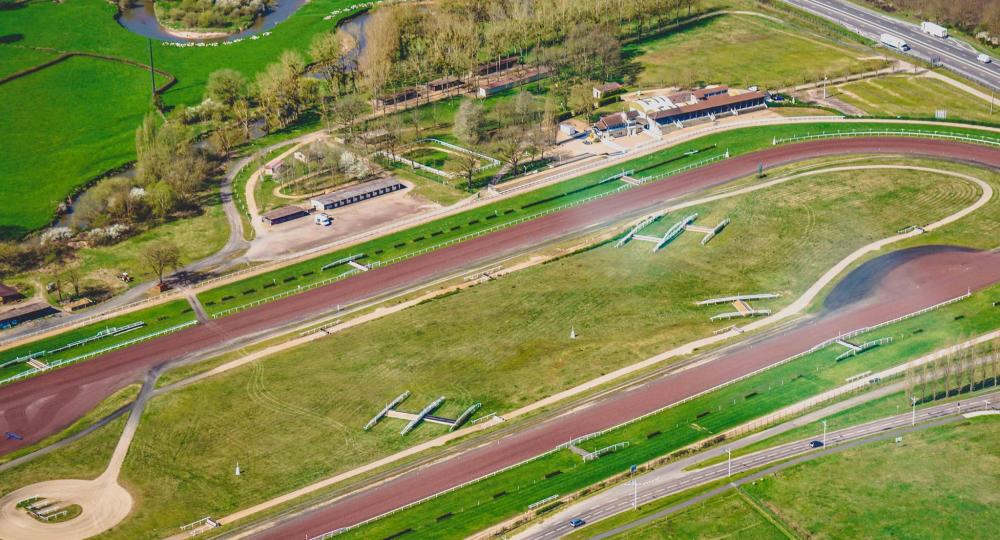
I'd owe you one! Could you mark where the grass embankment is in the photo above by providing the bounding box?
[77,164,982,537]
[0,300,195,383]
[608,416,1000,539]
[0,54,168,237]
[196,121,997,316]
[835,75,998,123]
[0,0,358,237]
[0,416,126,494]
[629,13,874,89]
[342,283,1000,540]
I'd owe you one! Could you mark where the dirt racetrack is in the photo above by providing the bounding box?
[251,246,1000,539]
[1,138,998,461]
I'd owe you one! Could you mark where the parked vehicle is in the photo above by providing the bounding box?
[978,53,992,64]
[920,21,948,38]
[314,213,332,226]
[569,518,586,528]
[880,33,910,51]
[809,440,824,448]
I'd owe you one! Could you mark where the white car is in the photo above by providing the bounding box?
[314,214,332,226]
[977,53,992,64]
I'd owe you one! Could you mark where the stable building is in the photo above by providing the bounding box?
[425,75,463,93]
[0,283,22,304]
[593,82,624,99]
[646,91,766,126]
[261,206,309,226]
[375,88,419,108]
[0,302,59,329]
[593,111,641,138]
[475,55,519,76]
[310,179,406,211]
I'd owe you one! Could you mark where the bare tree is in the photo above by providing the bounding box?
[142,240,181,287]
[456,151,479,191]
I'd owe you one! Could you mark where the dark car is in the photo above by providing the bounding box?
[809,440,824,448]
[569,518,586,528]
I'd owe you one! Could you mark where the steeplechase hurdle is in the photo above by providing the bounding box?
[697,293,779,321]
[364,391,481,435]
[834,336,893,361]
[616,213,731,251]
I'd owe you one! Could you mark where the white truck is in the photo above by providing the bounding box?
[920,21,948,38]
[880,33,910,51]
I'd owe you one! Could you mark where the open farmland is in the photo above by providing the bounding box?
[0,0,357,237]
[629,13,870,89]
[835,75,998,122]
[0,55,168,237]
[62,162,985,538]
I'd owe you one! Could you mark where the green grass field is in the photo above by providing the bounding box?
[612,490,786,540]
[0,55,168,237]
[78,162,988,537]
[835,75,998,123]
[629,13,870,89]
[0,0,357,237]
[0,46,58,78]
[0,300,195,384]
[744,417,1000,539]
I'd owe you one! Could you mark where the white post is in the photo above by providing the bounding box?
[822,420,827,447]
[727,448,732,478]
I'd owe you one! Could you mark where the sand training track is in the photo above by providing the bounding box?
[1,138,998,460]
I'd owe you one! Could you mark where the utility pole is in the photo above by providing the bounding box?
[632,479,637,510]
[147,38,157,100]
[911,396,918,426]
[822,420,827,447]
[727,448,732,478]
[991,87,995,115]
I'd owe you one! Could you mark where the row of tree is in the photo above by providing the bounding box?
[905,340,1000,404]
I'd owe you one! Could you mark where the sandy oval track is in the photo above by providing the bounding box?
[0,475,131,540]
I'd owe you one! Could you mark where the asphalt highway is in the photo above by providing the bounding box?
[783,0,1000,88]
[247,243,1000,538]
[525,391,1000,539]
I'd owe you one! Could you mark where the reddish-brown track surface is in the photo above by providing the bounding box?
[0,138,997,464]
[253,248,1000,540]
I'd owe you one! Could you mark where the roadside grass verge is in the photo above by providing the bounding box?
[196,121,997,316]
[696,381,1000,470]
[0,300,195,384]
[339,283,1000,540]
[835,75,998,123]
[98,164,982,537]
[741,416,1000,539]
[628,13,873,89]
[0,54,167,237]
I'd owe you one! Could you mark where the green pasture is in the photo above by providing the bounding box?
[629,13,872,89]
[0,46,58,78]
[0,0,357,237]
[835,75,998,123]
[0,54,168,237]
[84,162,987,537]
[611,490,786,540]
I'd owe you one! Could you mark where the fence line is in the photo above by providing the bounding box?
[0,320,198,386]
[773,129,1000,147]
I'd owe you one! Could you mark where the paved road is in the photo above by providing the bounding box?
[521,390,1000,539]
[783,0,1000,89]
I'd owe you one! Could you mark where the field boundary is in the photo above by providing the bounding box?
[773,128,1000,147]
[0,48,176,93]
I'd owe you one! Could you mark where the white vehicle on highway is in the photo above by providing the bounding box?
[880,33,910,51]
[978,53,992,64]
[314,213,332,226]
[920,21,948,38]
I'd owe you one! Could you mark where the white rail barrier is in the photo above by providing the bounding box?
[773,129,1000,147]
